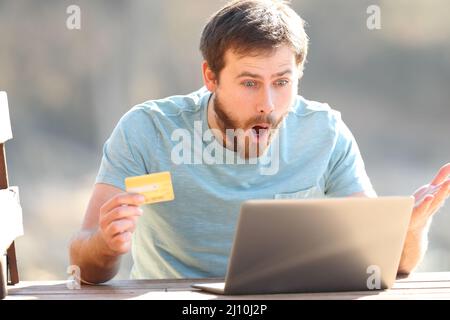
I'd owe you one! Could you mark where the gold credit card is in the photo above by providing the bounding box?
[125,171,175,204]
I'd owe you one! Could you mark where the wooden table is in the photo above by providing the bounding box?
[4,272,450,300]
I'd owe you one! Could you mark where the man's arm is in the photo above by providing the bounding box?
[348,190,428,275]
[349,163,450,275]
[69,183,144,284]
[397,164,450,274]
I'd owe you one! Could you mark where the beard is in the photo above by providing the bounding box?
[212,93,287,159]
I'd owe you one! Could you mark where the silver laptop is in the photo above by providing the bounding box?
[192,196,414,295]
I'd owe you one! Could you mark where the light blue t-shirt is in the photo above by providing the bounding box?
[95,86,375,279]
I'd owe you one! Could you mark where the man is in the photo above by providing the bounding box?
[70,0,449,284]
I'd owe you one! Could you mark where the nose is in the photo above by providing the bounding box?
[257,86,275,114]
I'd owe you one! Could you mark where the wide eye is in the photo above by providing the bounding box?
[242,80,257,88]
[275,79,289,87]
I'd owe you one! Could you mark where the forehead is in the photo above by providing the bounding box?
[223,45,297,73]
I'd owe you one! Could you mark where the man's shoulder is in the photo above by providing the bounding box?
[292,95,338,116]
[131,87,208,118]
[116,87,209,131]
[288,95,342,129]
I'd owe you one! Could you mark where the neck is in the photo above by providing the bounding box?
[207,93,220,130]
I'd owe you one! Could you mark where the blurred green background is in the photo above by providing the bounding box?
[0,0,449,280]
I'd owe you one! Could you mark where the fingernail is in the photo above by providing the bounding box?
[136,195,145,202]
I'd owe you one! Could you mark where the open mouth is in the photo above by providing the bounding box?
[251,124,270,136]
[249,124,271,145]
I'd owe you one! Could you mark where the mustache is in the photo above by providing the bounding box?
[213,94,284,130]
[244,114,280,129]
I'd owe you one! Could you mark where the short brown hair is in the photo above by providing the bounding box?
[199,0,309,77]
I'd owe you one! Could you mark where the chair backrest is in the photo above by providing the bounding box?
[0,92,12,141]
[1,91,13,186]
[0,91,20,299]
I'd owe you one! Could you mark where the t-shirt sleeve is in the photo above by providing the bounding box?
[324,114,376,197]
[95,111,148,191]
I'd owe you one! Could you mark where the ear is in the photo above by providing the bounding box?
[292,63,302,80]
[202,61,218,92]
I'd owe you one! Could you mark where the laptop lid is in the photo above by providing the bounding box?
[219,196,414,295]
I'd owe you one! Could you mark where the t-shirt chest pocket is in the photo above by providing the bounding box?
[274,186,324,199]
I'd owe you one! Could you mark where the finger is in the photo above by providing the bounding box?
[100,205,142,229]
[122,216,138,233]
[105,219,136,238]
[430,163,450,186]
[428,180,450,214]
[110,232,133,254]
[413,184,431,201]
[410,195,434,229]
[413,194,434,217]
[101,193,145,215]
[101,215,140,236]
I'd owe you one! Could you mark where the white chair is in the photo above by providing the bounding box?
[0,91,22,299]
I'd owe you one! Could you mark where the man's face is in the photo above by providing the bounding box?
[210,45,299,158]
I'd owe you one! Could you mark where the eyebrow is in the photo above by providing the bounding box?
[235,69,292,79]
